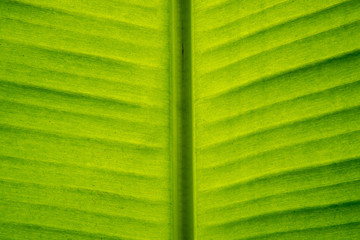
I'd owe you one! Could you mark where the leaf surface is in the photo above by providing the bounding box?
[0,0,174,239]
[1,0,360,239]
[192,0,360,239]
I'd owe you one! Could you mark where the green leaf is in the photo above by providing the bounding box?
[1,0,360,239]
[0,0,173,239]
[193,0,360,239]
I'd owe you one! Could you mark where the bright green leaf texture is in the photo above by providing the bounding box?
[0,0,360,240]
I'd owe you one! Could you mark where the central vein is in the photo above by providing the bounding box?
[170,0,195,239]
